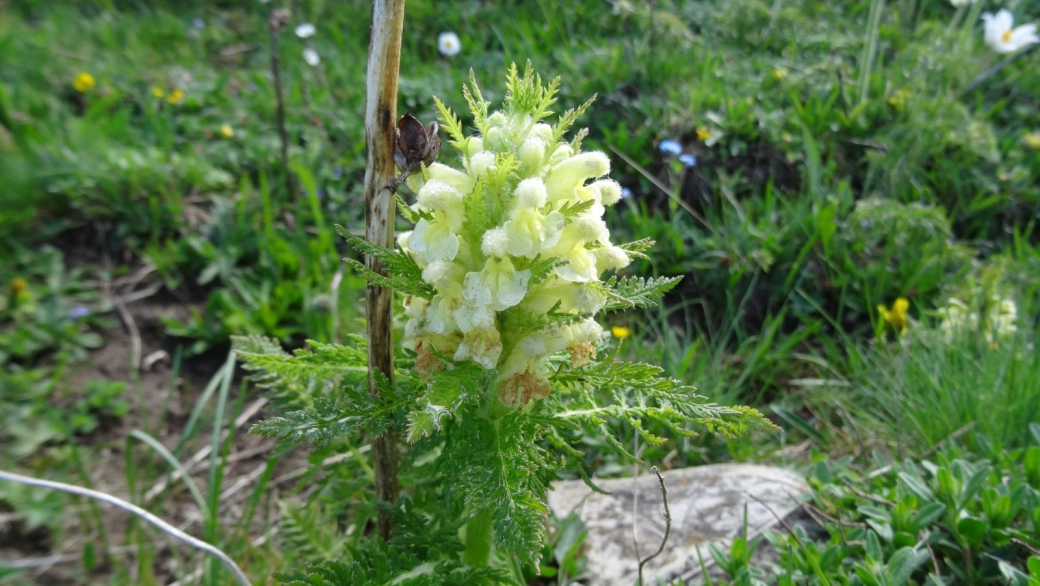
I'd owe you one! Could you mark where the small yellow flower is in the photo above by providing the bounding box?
[888,88,910,111]
[72,72,96,93]
[611,325,631,339]
[771,67,788,80]
[219,123,235,139]
[877,298,910,335]
[150,86,166,98]
[167,89,185,104]
[696,125,713,142]
[1022,132,1040,150]
[9,277,28,296]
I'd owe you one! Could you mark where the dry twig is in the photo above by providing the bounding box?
[637,467,672,586]
[0,470,251,586]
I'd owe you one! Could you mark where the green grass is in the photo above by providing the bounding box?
[2,0,1040,583]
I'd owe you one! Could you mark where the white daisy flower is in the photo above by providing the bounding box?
[438,32,461,57]
[982,10,1039,54]
[295,23,316,38]
[303,48,320,66]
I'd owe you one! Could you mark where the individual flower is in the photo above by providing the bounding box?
[438,32,461,56]
[611,325,631,339]
[696,125,713,143]
[8,277,28,296]
[167,89,185,104]
[878,298,910,335]
[68,306,90,319]
[771,67,788,80]
[219,123,235,139]
[72,72,96,93]
[1022,132,1040,150]
[658,139,682,155]
[295,23,316,38]
[620,187,633,200]
[303,48,320,66]
[888,88,910,111]
[150,86,166,98]
[938,298,978,343]
[982,10,1039,54]
[192,18,205,29]
[678,154,697,168]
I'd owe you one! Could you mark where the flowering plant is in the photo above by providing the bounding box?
[236,64,773,578]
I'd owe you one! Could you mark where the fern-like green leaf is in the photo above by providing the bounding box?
[277,500,346,563]
[601,275,683,312]
[617,238,656,260]
[337,226,436,299]
[432,96,466,150]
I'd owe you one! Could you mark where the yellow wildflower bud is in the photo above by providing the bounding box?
[878,298,910,335]
[219,124,235,139]
[9,277,28,296]
[612,325,632,339]
[72,72,96,93]
[696,126,712,142]
[150,86,166,98]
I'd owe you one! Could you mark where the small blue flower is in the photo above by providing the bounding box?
[68,306,90,319]
[620,187,633,200]
[331,166,343,180]
[678,154,697,168]
[658,139,683,156]
[192,18,205,29]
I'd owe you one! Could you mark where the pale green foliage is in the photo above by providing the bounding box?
[278,500,347,563]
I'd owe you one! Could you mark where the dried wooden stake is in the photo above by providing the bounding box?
[363,0,406,541]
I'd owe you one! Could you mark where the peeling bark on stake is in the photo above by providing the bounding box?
[364,0,405,541]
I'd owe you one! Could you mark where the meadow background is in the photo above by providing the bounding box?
[2,0,1040,584]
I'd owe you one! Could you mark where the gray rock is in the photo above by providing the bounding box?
[546,463,809,585]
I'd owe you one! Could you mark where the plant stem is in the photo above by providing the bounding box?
[364,0,406,541]
[463,509,494,567]
[267,10,292,197]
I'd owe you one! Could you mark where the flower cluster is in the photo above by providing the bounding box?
[397,67,633,406]
[938,296,1017,345]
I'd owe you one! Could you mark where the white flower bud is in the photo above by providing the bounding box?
[464,136,484,157]
[593,245,631,273]
[418,179,463,213]
[547,144,574,166]
[469,151,497,178]
[485,127,509,152]
[518,136,546,171]
[488,112,508,127]
[529,123,553,144]
[513,177,548,210]
[481,226,510,258]
[589,179,623,205]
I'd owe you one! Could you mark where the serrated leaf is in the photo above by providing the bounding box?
[601,275,683,312]
[617,238,656,260]
[337,225,435,299]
